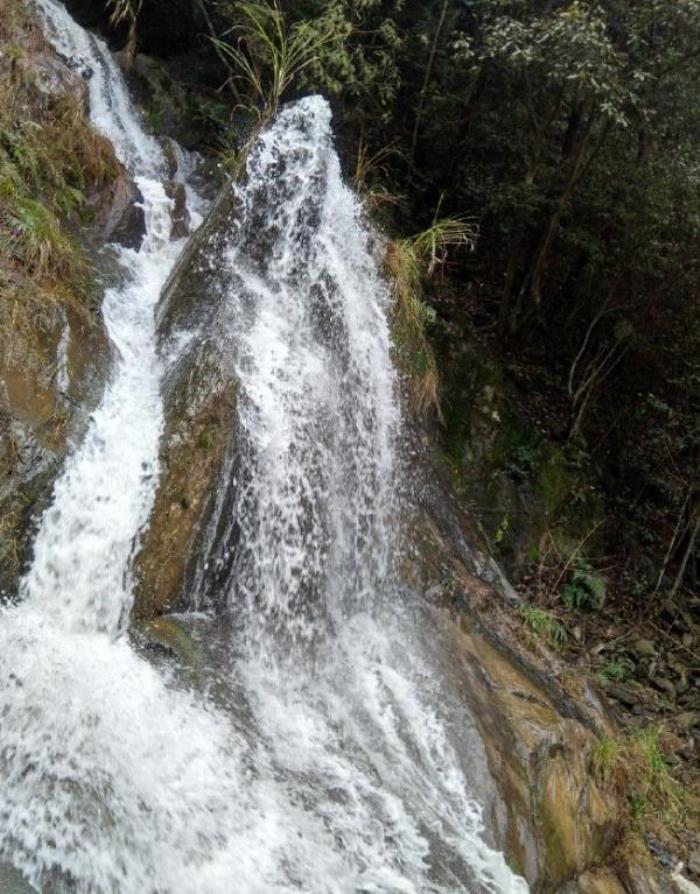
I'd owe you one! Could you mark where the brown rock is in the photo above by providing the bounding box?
[89,170,146,249]
[133,183,242,619]
[578,867,627,894]
[133,344,236,618]
[164,180,190,240]
[651,676,677,699]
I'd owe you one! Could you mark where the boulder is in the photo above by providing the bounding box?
[164,180,189,240]
[133,184,240,618]
[88,169,146,249]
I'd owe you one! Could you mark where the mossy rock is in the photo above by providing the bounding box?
[133,346,237,619]
[132,615,195,664]
[133,183,242,620]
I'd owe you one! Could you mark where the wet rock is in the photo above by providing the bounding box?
[133,343,236,618]
[161,137,180,179]
[131,615,194,662]
[120,52,208,149]
[19,51,89,112]
[435,608,623,890]
[0,297,109,599]
[164,180,189,239]
[0,862,37,894]
[133,184,241,619]
[89,169,146,249]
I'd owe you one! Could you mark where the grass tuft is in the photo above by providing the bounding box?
[385,217,477,417]
[519,604,567,649]
[212,2,336,123]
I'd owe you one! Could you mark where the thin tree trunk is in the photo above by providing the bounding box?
[197,0,243,103]
[567,300,612,397]
[519,112,611,313]
[654,489,692,597]
[670,512,700,600]
[409,0,449,173]
[569,339,630,438]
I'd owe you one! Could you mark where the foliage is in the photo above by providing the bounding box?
[519,604,567,649]
[212,2,338,121]
[562,558,606,610]
[595,659,631,686]
[0,3,116,311]
[593,736,623,785]
[593,727,682,821]
[106,0,142,64]
[385,217,476,415]
[629,727,683,819]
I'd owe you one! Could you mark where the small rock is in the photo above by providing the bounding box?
[688,849,700,877]
[606,683,639,708]
[90,172,146,249]
[672,871,700,894]
[650,676,676,699]
[161,137,180,179]
[164,181,190,240]
[635,638,657,657]
[677,712,699,730]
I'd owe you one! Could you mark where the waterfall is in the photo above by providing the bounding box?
[196,99,398,648]
[0,3,528,892]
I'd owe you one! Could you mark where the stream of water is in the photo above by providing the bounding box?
[0,3,529,892]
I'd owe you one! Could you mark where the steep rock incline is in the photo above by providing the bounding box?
[134,186,239,618]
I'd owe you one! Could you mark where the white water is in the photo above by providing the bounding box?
[0,4,529,893]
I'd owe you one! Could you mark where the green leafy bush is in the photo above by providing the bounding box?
[563,560,606,610]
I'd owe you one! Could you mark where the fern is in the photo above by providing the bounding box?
[563,559,606,610]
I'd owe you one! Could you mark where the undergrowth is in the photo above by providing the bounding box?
[385,217,476,416]
[519,604,567,650]
[0,2,116,316]
[593,726,683,825]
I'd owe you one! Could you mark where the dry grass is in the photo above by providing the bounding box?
[384,218,477,417]
[0,1,117,323]
[384,238,441,417]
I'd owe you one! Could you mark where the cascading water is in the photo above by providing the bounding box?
[196,100,398,648]
[0,3,529,893]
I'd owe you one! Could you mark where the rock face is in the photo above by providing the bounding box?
[0,301,109,597]
[441,357,604,576]
[133,185,240,618]
[403,463,671,894]
[89,171,146,248]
